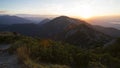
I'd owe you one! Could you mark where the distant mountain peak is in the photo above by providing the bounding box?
[54,16,71,21]
[0,15,32,25]
[38,18,50,25]
[56,16,70,18]
[48,16,88,25]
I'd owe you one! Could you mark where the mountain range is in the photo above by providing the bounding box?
[0,15,120,68]
[0,15,114,48]
[0,15,32,25]
[15,14,58,23]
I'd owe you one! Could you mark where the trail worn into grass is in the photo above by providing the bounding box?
[0,44,24,68]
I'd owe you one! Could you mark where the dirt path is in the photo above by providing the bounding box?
[0,44,23,68]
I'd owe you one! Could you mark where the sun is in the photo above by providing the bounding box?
[72,4,94,19]
[79,5,93,19]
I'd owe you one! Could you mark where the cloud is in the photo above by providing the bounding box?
[0,10,7,13]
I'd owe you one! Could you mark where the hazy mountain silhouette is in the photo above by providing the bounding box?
[38,16,90,37]
[15,14,58,23]
[38,19,50,25]
[39,16,112,48]
[0,16,112,48]
[93,25,120,37]
[0,15,32,25]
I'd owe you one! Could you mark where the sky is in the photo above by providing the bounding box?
[0,0,120,18]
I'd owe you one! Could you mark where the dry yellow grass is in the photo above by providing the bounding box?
[16,46,70,68]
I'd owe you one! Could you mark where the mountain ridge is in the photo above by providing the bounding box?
[0,16,112,48]
[0,15,33,25]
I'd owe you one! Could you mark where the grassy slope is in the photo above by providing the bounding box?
[1,32,120,68]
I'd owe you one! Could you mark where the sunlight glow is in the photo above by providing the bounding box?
[68,4,94,19]
[0,0,120,19]
[77,5,93,18]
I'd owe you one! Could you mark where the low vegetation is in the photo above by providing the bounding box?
[0,32,120,68]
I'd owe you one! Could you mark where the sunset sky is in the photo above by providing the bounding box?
[0,0,120,18]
